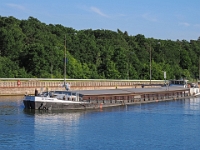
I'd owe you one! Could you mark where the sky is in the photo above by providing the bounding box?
[0,0,200,41]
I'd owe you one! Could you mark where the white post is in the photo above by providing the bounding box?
[163,71,167,90]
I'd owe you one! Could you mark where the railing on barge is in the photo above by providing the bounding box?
[81,88,190,105]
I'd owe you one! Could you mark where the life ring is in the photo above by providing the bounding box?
[17,80,21,86]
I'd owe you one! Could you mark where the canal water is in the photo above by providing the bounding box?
[0,96,200,150]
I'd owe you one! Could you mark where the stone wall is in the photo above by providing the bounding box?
[0,80,165,96]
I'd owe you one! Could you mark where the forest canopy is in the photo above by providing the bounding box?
[0,16,200,80]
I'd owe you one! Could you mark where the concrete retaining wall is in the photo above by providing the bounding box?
[0,80,164,96]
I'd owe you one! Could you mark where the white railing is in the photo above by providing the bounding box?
[0,78,165,82]
[0,78,165,88]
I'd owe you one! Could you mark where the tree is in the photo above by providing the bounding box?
[0,16,200,80]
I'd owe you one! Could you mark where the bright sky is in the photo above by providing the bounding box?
[1,0,200,41]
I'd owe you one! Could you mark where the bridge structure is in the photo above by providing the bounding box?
[0,78,166,96]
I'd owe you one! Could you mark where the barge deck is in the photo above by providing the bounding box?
[77,86,192,104]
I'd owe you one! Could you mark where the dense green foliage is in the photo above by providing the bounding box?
[0,16,200,80]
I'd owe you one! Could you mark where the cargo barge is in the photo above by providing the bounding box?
[23,83,200,110]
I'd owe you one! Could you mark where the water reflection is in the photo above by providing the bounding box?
[0,96,23,116]
[23,109,88,125]
[188,97,200,110]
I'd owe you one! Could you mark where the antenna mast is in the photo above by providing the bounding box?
[64,35,66,85]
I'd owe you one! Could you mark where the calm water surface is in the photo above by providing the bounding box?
[0,96,200,150]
